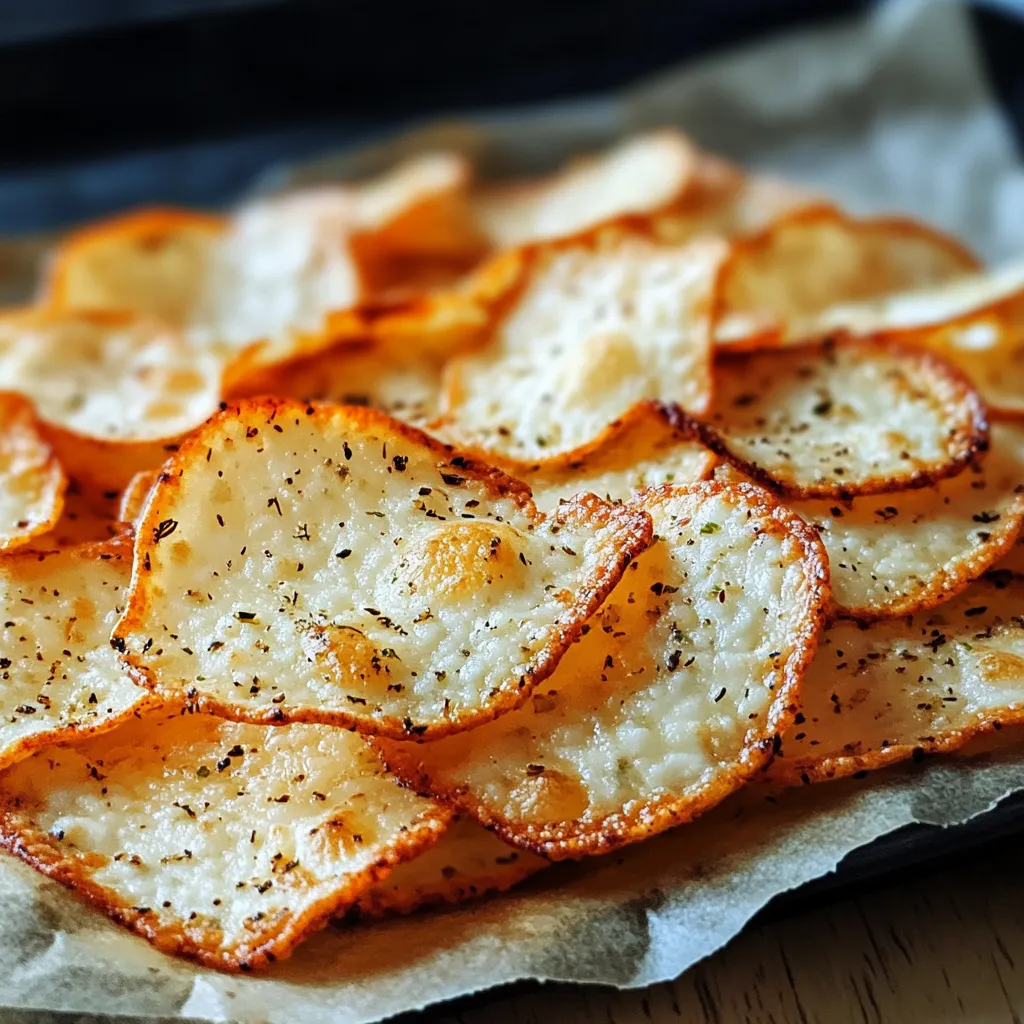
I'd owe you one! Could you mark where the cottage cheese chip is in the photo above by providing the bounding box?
[441,234,725,465]
[714,418,1024,620]
[0,393,66,553]
[113,400,652,739]
[474,130,697,247]
[699,337,987,498]
[380,483,829,858]
[769,567,1024,784]
[43,208,225,325]
[714,206,980,347]
[0,309,223,489]
[0,705,450,970]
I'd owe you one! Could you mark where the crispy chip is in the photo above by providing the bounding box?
[653,154,820,244]
[43,208,226,325]
[113,400,652,739]
[698,337,987,498]
[439,233,725,466]
[227,340,445,427]
[769,568,1024,785]
[45,193,362,364]
[505,401,715,513]
[736,256,1024,415]
[193,188,364,359]
[716,419,1024,621]
[758,255,1024,343]
[713,206,981,347]
[349,816,547,919]
[473,129,697,247]
[899,299,1024,416]
[0,393,65,553]
[380,483,829,858]
[0,309,223,489]
[0,533,147,770]
[0,704,450,970]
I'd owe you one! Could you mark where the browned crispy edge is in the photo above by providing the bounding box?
[344,822,548,921]
[117,469,161,526]
[113,397,654,741]
[486,398,716,492]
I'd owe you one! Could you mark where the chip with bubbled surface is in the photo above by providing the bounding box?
[768,566,1024,785]
[380,482,829,859]
[113,399,652,740]
[440,233,725,466]
[698,337,988,499]
[0,704,450,971]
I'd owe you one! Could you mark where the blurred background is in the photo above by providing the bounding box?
[8,0,1024,233]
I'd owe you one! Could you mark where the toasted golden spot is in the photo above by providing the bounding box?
[144,397,187,422]
[306,809,370,860]
[977,650,1024,682]
[696,716,745,761]
[503,767,589,824]
[555,330,643,403]
[65,596,97,645]
[301,625,385,686]
[210,479,233,505]
[400,521,528,599]
[170,540,192,565]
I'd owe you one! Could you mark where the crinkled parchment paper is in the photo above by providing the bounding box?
[4,1,1024,1020]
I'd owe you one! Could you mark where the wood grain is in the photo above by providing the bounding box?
[427,837,1024,1023]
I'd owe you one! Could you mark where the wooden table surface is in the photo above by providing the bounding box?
[424,834,1024,1024]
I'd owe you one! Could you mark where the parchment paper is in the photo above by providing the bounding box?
[4,1,1024,1021]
